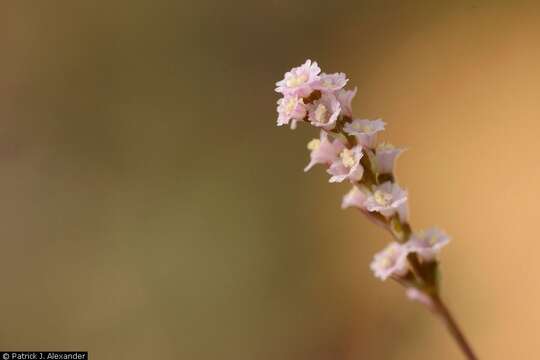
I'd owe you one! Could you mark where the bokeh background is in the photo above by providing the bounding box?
[1,0,539,359]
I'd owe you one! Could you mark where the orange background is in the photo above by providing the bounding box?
[1,1,538,359]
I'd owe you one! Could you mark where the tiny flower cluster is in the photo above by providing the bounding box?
[275,60,477,360]
[275,60,450,292]
[275,60,355,130]
[369,228,450,281]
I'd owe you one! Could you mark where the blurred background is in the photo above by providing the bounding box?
[1,0,539,358]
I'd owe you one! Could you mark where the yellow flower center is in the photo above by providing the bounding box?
[314,104,328,123]
[307,138,321,151]
[286,73,308,88]
[378,142,395,151]
[340,149,356,168]
[379,258,391,269]
[354,123,373,133]
[284,97,297,114]
[373,190,392,206]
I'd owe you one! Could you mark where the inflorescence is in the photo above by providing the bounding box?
[275,59,450,300]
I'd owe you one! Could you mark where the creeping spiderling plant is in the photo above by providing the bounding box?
[275,60,477,359]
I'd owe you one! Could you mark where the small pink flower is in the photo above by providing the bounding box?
[308,93,342,130]
[397,201,409,223]
[304,132,345,172]
[275,59,321,97]
[314,72,348,92]
[374,143,405,174]
[364,182,408,218]
[335,87,357,117]
[406,288,434,309]
[276,95,307,128]
[343,119,386,148]
[341,186,368,209]
[327,145,364,183]
[370,242,410,281]
[407,228,450,261]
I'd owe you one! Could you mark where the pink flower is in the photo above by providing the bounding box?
[275,59,321,97]
[341,186,368,209]
[343,119,386,148]
[276,95,307,128]
[307,93,341,130]
[407,228,450,261]
[374,143,405,174]
[335,87,357,117]
[397,201,410,223]
[370,242,410,281]
[327,145,364,183]
[406,288,433,309]
[304,132,345,172]
[364,182,408,218]
[314,72,348,92]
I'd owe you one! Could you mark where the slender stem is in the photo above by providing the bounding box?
[430,294,478,360]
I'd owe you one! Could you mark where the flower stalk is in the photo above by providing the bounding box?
[275,60,478,359]
[431,294,478,360]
